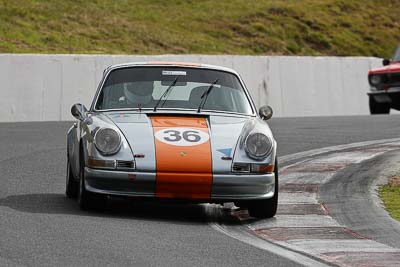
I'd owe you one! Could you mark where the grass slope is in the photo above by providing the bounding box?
[380,186,400,222]
[0,0,399,57]
[380,176,400,222]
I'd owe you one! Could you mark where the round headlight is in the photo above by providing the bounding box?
[245,133,273,160]
[94,128,121,155]
[370,75,382,86]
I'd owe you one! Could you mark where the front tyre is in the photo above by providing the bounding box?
[247,159,279,219]
[78,158,107,211]
[369,96,390,114]
[66,158,79,198]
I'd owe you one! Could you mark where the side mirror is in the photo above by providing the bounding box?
[382,58,391,66]
[71,103,88,121]
[259,105,273,120]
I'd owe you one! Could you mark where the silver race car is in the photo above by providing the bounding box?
[66,62,278,218]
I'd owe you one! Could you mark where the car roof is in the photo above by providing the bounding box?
[104,61,240,76]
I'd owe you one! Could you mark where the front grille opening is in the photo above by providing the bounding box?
[116,160,135,170]
[232,163,251,173]
[387,73,400,85]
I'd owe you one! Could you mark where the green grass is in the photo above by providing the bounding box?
[380,185,400,222]
[0,0,399,57]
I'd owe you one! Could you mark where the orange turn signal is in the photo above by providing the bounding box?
[87,158,116,169]
[251,164,274,174]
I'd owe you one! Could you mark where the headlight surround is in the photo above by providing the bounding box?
[94,128,121,155]
[245,132,273,160]
[369,74,382,86]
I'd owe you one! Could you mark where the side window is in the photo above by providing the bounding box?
[96,91,104,110]
[232,89,242,112]
[226,89,239,112]
[394,47,400,62]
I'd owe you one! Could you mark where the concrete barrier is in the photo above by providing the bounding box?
[0,54,382,122]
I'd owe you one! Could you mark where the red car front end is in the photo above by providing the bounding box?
[368,46,400,114]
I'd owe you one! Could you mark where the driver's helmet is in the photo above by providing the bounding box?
[123,81,154,104]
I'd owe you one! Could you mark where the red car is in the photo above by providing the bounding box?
[368,46,400,114]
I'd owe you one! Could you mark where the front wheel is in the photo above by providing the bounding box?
[369,97,390,114]
[247,159,279,219]
[66,158,79,198]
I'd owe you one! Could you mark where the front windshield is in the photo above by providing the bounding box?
[94,67,253,115]
[393,46,400,62]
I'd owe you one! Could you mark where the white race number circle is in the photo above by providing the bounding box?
[155,128,209,146]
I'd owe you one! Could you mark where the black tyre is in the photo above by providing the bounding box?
[78,158,107,211]
[247,159,279,219]
[369,97,390,114]
[66,158,79,198]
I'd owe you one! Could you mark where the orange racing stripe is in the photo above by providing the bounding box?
[151,116,212,199]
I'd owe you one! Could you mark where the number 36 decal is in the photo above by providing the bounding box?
[155,128,209,146]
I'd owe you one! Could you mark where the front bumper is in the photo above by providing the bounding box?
[368,87,400,105]
[84,167,275,201]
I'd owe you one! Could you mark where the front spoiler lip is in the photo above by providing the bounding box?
[84,167,275,201]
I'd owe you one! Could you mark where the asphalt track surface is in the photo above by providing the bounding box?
[321,150,400,249]
[1,115,400,266]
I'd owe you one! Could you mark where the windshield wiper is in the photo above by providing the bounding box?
[153,76,178,112]
[197,79,219,113]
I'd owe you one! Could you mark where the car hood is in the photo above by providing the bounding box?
[369,62,400,75]
[103,112,274,173]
